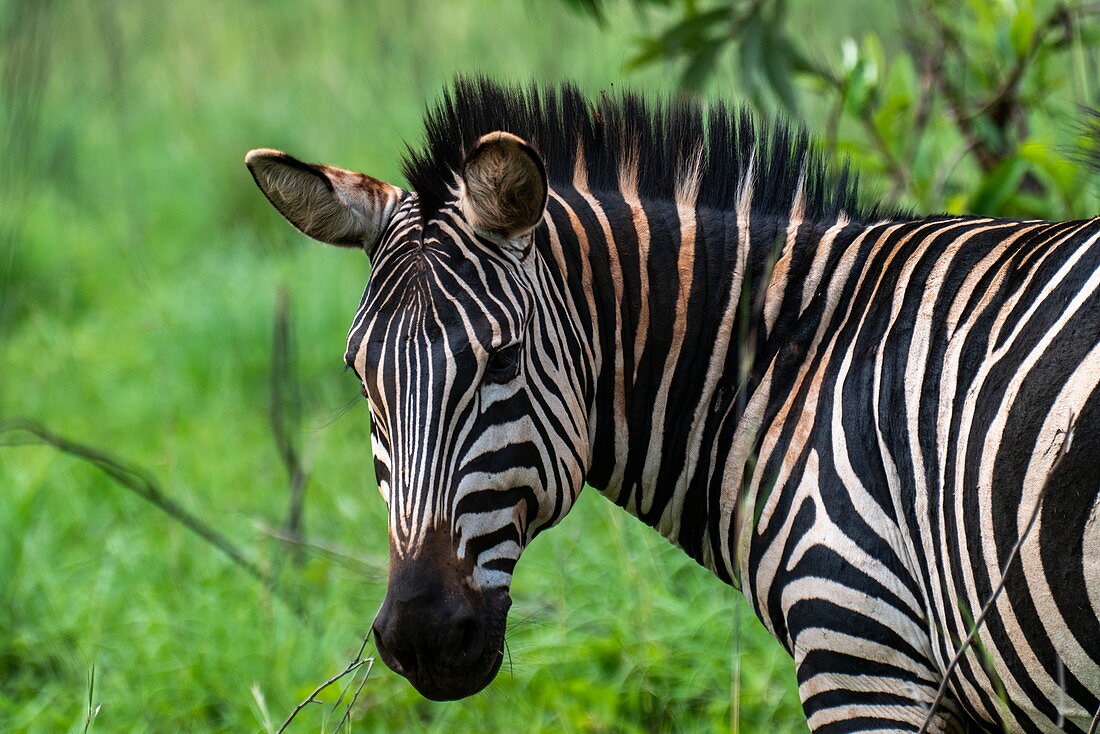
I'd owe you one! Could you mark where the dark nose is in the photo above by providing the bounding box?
[372,579,484,678]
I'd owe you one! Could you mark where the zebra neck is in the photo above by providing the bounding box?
[540,183,858,585]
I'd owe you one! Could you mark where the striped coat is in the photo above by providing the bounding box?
[247,79,1100,732]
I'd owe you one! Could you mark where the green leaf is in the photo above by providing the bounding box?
[738,14,766,107]
[968,155,1028,215]
[762,32,799,114]
[1010,5,1036,58]
[862,33,883,82]
[656,7,730,53]
[681,37,727,90]
[559,0,606,24]
[1018,140,1075,193]
[1013,191,1063,220]
[842,56,871,116]
[628,5,730,71]
[627,37,670,70]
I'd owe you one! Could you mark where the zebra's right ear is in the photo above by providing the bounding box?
[245,149,405,253]
[460,132,548,242]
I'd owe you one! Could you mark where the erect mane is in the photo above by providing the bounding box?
[402,77,901,224]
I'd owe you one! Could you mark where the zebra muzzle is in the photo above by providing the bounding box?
[372,536,511,700]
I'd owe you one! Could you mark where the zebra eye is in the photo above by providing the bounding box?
[345,362,369,398]
[485,343,521,384]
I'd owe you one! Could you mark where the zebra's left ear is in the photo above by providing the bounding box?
[460,131,548,244]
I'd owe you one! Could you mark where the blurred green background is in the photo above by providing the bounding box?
[1,1,1096,732]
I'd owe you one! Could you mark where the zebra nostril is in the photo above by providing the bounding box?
[373,618,414,676]
[443,613,481,662]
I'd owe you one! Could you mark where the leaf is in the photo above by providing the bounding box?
[873,91,912,152]
[738,14,766,107]
[761,32,799,114]
[627,37,669,70]
[860,33,884,86]
[560,0,607,24]
[681,37,727,91]
[947,193,970,215]
[968,155,1028,215]
[1013,192,1063,220]
[655,7,730,53]
[628,6,730,72]
[1010,5,1036,59]
[1018,140,1075,193]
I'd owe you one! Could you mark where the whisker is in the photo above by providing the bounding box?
[310,391,363,431]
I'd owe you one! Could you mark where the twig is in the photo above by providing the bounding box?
[917,414,1077,733]
[917,6,1001,174]
[930,139,979,204]
[271,287,308,549]
[1088,701,1100,734]
[0,418,305,618]
[809,43,910,199]
[860,112,910,201]
[334,657,376,732]
[960,18,1046,125]
[253,521,384,579]
[326,631,377,731]
[276,653,372,733]
[899,9,945,171]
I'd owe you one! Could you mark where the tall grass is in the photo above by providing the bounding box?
[0,1,805,731]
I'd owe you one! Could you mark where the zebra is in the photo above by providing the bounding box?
[245,78,1100,732]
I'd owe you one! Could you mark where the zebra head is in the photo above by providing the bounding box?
[246,132,587,699]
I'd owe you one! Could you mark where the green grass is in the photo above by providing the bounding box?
[0,0,805,731]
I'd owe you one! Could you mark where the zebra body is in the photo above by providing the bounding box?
[743,215,1100,732]
[246,79,1100,732]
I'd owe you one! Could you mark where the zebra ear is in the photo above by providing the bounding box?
[460,132,548,241]
[245,148,405,252]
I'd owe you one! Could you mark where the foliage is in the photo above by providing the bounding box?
[565,0,1100,219]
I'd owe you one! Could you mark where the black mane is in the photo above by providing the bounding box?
[402,77,899,223]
